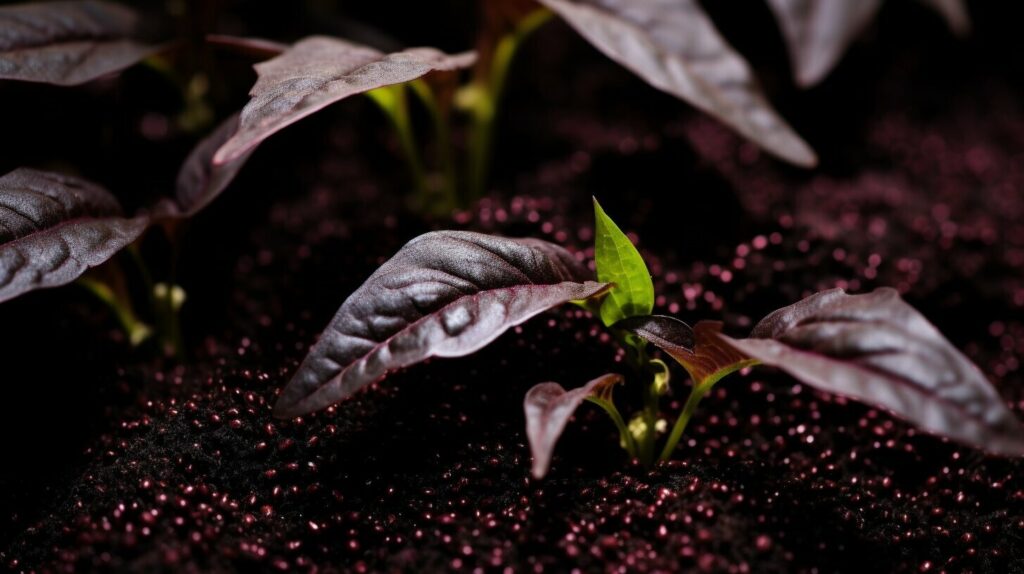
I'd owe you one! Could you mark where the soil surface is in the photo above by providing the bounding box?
[2,3,1024,573]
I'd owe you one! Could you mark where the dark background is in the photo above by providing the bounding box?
[2,1,1024,571]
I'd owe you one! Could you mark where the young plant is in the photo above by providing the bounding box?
[0,2,269,354]
[0,115,247,355]
[275,199,1024,478]
[1,0,974,210]
[0,0,975,352]
[208,0,972,205]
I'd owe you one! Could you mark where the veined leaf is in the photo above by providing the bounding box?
[593,198,654,327]
[724,288,1024,456]
[214,36,476,165]
[524,374,623,478]
[154,113,253,219]
[0,168,148,303]
[614,314,694,355]
[622,318,756,387]
[538,0,817,166]
[274,231,609,418]
[766,0,970,88]
[0,1,158,85]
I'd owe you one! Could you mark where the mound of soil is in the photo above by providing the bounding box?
[2,3,1024,572]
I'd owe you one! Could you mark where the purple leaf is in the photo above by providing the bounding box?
[205,34,288,59]
[524,374,623,478]
[766,0,969,88]
[214,36,476,165]
[154,113,252,219]
[622,318,755,386]
[0,1,158,86]
[537,0,817,167]
[615,314,694,355]
[916,0,971,36]
[765,0,882,88]
[0,168,148,303]
[724,288,1024,456]
[274,231,609,418]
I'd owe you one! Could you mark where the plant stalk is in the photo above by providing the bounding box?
[77,277,152,347]
[157,221,187,360]
[368,85,429,200]
[466,8,553,201]
[659,383,711,462]
[587,397,639,458]
[410,79,459,212]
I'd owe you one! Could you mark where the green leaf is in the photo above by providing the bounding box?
[593,197,654,326]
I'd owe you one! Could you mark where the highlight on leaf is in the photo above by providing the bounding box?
[614,314,695,357]
[538,0,817,166]
[724,288,1024,456]
[766,0,970,87]
[524,374,624,478]
[663,321,759,388]
[274,231,608,418]
[214,36,476,165]
[154,113,253,219]
[0,0,159,85]
[593,198,654,327]
[0,168,148,303]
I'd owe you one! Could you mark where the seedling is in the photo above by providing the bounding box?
[275,199,1024,477]
[208,0,970,206]
[0,0,974,351]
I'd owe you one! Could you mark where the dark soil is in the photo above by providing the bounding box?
[2,2,1024,573]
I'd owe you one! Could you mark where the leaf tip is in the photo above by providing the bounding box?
[271,385,310,420]
[211,143,237,167]
[793,144,819,169]
[271,396,299,420]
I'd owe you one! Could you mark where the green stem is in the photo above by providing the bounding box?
[155,283,185,360]
[127,244,155,306]
[368,85,428,199]
[639,371,660,465]
[613,329,662,466]
[77,277,152,347]
[467,8,553,201]
[410,79,459,211]
[659,383,711,462]
[586,397,638,459]
[157,221,186,361]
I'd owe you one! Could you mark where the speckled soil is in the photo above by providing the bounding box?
[2,5,1024,573]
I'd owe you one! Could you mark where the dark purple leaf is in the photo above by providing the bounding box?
[205,34,288,59]
[724,288,1024,456]
[274,231,609,418]
[214,36,476,165]
[917,0,971,36]
[766,0,969,88]
[765,0,882,88]
[637,320,756,386]
[524,374,623,478]
[154,113,252,218]
[615,314,694,355]
[0,0,158,85]
[0,168,148,303]
[537,0,817,167]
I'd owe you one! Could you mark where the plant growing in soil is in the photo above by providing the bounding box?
[0,1,280,354]
[0,0,974,350]
[276,198,1024,477]
[212,0,971,207]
